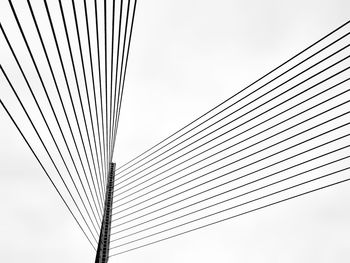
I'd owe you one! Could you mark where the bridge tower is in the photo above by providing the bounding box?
[95,163,116,263]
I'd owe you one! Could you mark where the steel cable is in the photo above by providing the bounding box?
[114,33,350,188]
[113,20,350,175]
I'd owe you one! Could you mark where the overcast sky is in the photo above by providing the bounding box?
[1,0,350,262]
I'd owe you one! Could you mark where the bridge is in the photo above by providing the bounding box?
[0,0,349,262]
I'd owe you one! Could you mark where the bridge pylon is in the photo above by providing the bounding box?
[95,162,116,263]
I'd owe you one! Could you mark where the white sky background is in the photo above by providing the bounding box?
[0,0,350,262]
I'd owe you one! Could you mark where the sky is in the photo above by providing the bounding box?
[0,0,350,262]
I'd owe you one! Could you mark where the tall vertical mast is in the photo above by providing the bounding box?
[95,162,116,263]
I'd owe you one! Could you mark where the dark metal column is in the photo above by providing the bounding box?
[95,162,116,263]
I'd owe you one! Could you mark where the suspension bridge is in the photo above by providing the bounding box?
[0,1,349,262]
